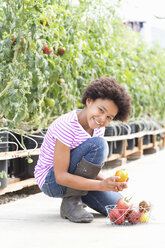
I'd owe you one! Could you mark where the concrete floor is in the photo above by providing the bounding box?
[0,149,165,248]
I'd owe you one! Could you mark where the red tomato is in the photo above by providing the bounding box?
[115,169,128,182]
[109,207,126,225]
[43,44,53,55]
[139,200,151,213]
[117,198,133,214]
[57,46,66,55]
[127,209,142,224]
[40,20,49,26]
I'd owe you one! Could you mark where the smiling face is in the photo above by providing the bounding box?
[85,98,118,129]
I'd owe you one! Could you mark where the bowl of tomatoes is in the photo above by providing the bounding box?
[105,198,151,225]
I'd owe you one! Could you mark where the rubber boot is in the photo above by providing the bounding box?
[60,157,102,223]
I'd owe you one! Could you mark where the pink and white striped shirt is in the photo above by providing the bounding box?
[34,109,105,189]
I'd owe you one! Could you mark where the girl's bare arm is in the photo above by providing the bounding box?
[54,139,127,192]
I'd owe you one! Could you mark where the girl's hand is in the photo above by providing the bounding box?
[100,176,128,192]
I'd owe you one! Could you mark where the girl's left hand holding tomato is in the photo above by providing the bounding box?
[113,176,128,192]
[100,176,128,192]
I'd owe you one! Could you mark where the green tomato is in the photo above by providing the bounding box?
[139,106,143,112]
[41,101,45,107]
[27,158,33,164]
[23,0,30,4]
[46,98,55,107]
[24,113,29,120]
[21,38,26,45]
[57,78,65,85]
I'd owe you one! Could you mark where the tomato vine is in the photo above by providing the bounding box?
[0,0,165,134]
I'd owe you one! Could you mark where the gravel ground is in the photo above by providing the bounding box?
[0,185,41,205]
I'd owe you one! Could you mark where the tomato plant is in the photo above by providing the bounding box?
[0,0,165,134]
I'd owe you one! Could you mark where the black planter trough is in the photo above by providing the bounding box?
[143,120,154,145]
[152,123,162,143]
[9,131,46,179]
[0,131,8,188]
[143,135,150,145]
[135,123,145,146]
[104,126,114,157]
[127,124,135,150]
[112,123,130,154]
[0,161,8,188]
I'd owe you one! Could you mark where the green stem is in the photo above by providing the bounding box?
[0,80,13,98]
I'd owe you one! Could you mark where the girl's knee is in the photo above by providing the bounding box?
[91,137,109,160]
[93,136,108,149]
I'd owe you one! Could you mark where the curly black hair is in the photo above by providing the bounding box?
[81,77,132,121]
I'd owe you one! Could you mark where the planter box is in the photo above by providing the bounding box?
[104,126,114,157]
[105,124,131,155]
[113,124,130,154]
[9,131,46,179]
[127,124,135,150]
[0,161,8,188]
[143,135,150,145]
[0,132,9,188]
[12,155,38,179]
[135,124,144,146]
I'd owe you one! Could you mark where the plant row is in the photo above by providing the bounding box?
[0,0,165,134]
